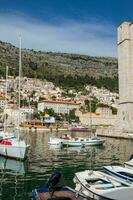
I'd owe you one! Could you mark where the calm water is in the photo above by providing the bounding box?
[0,130,133,200]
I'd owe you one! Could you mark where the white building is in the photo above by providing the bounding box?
[96,105,112,115]
[75,110,116,126]
[5,107,34,126]
[38,99,80,114]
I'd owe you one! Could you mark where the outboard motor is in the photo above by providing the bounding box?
[46,172,71,200]
[46,172,62,192]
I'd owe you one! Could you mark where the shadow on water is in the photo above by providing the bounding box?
[0,130,133,199]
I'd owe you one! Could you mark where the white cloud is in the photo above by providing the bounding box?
[0,13,117,57]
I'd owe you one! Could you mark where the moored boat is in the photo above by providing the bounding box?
[48,135,105,147]
[103,165,133,183]
[32,172,90,200]
[69,125,89,132]
[73,169,133,200]
[62,136,105,147]
[0,138,30,160]
[0,38,30,160]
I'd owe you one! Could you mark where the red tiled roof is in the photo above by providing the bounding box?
[42,99,80,105]
[0,95,5,100]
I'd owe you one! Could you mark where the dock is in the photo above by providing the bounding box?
[96,127,133,139]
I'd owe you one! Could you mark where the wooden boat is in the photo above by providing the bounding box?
[73,169,133,200]
[103,165,133,183]
[32,172,89,200]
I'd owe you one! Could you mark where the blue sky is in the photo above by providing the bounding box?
[0,0,132,57]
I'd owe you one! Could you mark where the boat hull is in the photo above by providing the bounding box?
[62,139,105,147]
[74,170,133,200]
[0,141,29,160]
[70,128,89,132]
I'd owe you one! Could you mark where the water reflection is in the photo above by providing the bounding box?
[0,157,27,175]
[0,130,133,199]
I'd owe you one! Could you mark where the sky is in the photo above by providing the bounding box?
[0,0,132,57]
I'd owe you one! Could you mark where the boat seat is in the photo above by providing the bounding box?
[94,183,120,190]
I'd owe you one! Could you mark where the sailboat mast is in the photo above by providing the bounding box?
[4,66,8,133]
[89,89,92,137]
[18,35,22,135]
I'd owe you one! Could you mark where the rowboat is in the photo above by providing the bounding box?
[73,169,133,200]
[32,172,90,200]
[103,165,133,183]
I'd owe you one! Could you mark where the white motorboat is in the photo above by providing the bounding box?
[104,165,133,183]
[62,136,105,147]
[48,135,105,147]
[74,169,133,200]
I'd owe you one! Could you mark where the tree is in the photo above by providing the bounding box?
[85,97,99,112]
[68,109,79,123]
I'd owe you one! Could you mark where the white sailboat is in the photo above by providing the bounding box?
[0,66,15,140]
[0,36,30,160]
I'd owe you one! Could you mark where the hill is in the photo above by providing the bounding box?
[0,41,118,92]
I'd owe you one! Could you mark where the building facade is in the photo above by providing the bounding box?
[75,110,116,126]
[0,95,5,110]
[38,99,80,114]
[5,107,34,126]
[96,105,112,115]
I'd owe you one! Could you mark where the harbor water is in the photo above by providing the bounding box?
[0,130,133,200]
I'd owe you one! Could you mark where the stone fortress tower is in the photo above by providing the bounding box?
[117,22,133,133]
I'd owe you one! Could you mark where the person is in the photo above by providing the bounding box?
[62,134,71,140]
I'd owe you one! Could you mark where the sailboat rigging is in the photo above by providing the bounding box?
[0,36,30,160]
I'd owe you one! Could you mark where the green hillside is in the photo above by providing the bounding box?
[0,41,118,92]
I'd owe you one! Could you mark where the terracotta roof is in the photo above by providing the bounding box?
[0,95,5,100]
[42,99,80,105]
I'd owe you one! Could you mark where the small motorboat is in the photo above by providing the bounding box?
[103,165,133,183]
[69,125,89,132]
[62,136,105,147]
[32,172,89,200]
[73,169,133,200]
[48,135,105,147]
